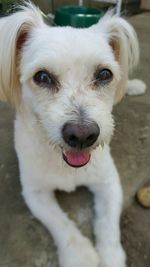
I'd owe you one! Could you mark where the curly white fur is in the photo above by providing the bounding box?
[0,3,146,267]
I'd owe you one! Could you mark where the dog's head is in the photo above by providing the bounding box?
[0,3,139,168]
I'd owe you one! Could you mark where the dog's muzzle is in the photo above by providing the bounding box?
[62,122,100,168]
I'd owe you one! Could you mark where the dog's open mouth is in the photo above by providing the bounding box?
[63,149,91,168]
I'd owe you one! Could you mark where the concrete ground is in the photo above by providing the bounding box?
[0,12,150,267]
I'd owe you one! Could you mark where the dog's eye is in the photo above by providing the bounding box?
[33,70,56,89]
[94,68,113,85]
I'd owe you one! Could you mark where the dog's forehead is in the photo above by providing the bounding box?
[21,25,116,80]
[33,25,106,46]
[29,25,113,62]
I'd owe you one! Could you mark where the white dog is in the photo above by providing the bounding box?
[0,3,146,267]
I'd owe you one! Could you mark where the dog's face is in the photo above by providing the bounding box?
[20,27,120,167]
[0,4,139,167]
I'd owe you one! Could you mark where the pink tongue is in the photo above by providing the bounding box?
[65,150,90,166]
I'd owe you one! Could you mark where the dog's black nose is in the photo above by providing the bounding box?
[62,122,100,149]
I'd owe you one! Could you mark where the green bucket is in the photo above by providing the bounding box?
[54,6,105,28]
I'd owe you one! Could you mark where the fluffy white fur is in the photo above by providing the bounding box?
[0,3,146,267]
[127,79,146,95]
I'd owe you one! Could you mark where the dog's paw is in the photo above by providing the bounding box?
[97,244,126,267]
[59,236,99,267]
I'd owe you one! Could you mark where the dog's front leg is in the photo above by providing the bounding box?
[22,189,99,267]
[89,158,126,267]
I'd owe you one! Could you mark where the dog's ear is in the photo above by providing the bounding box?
[92,12,139,104]
[0,3,43,107]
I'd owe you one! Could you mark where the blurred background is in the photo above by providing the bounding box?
[0,0,149,15]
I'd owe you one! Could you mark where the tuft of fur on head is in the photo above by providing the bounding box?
[0,1,43,106]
